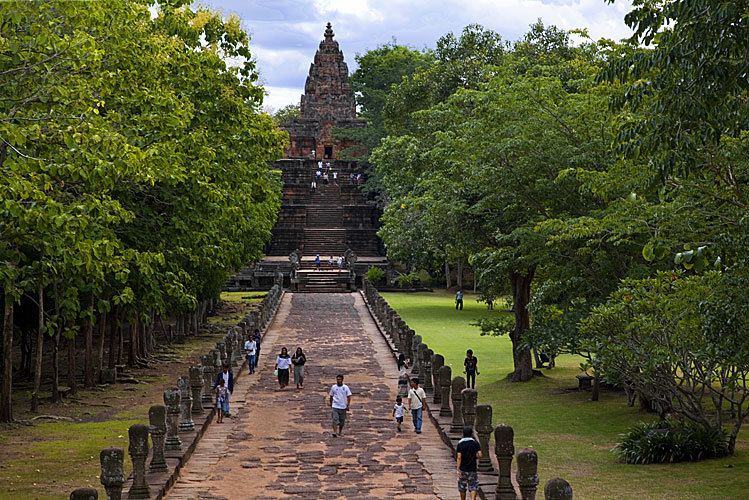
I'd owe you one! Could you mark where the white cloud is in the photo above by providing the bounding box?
[262,86,303,113]
[223,0,634,109]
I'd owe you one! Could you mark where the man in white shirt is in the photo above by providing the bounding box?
[244,337,257,374]
[329,374,352,437]
[407,377,427,434]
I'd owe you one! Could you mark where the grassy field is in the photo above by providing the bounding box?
[0,300,250,500]
[382,290,749,499]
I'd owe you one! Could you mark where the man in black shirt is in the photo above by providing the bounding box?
[456,426,482,499]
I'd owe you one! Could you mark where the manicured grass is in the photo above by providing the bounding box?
[382,290,749,499]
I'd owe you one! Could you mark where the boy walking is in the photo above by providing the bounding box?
[329,374,352,437]
[456,426,482,500]
[215,379,229,423]
[392,396,405,432]
[407,378,427,434]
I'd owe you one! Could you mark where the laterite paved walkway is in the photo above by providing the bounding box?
[167,293,455,499]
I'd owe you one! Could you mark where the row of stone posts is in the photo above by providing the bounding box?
[71,285,284,499]
[362,278,573,500]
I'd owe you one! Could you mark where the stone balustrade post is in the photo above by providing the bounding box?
[148,405,168,472]
[422,346,434,392]
[412,336,423,375]
[189,366,204,415]
[217,341,227,366]
[450,376,466,433]
[544,478,573,500]
[461,388,478,429]
[200,354,214,404]
[495,424,515,500]
[516,448,539,500]
[127,424,151,499]
[70,488,98,499]
[99,447,124,500]
[163,388,182,450]
[177,376,195,431]
[404,329,414,365]
[438,366,452,416]
[475,404,494,472]
[432,354,444,404]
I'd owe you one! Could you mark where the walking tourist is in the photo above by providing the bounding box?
[393,395,405,432]
[275,347,292,389]
[337,255,344,269]
[215,379,229,423]
[316,169,322,181]
[328,255,334,267]
[464,349,478,389]
[407,377,427,434]
[244,335,257,374]
[332,171,338,183]
[310,179,317,193]
[253,329,261,370]
[315,254,321,270]
[323,172,329,184]
[455,288,464,310]
[456,426,482,500]
[292,347,307,389]
[329,374,352,437]
[318,160,323,170]
[213,364,234,417]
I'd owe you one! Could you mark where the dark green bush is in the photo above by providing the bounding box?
[366,266,385,283]
[614,420,729,464]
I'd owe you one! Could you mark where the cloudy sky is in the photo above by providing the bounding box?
[207,0,634,111]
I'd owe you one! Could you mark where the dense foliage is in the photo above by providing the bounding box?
[0,1,285,421]
[364,4,749,455]
[614,420,729,464]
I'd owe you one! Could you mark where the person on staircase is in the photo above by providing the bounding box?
[315,254,321,270]
[310,179,317,193]
[323,172,329,185]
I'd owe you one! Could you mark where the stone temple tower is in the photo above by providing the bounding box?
[283,23,365,160]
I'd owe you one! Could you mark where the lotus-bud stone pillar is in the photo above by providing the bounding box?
[450,376,466,433]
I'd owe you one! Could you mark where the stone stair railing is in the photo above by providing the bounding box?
[70,285,284,499]
[360,278,573,500]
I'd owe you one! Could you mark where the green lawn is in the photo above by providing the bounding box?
[382,290,749,499]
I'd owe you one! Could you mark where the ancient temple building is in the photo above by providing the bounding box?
[282,22,365,160]
[225,23,387,292]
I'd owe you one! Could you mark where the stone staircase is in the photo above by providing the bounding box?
[297,260,349,293]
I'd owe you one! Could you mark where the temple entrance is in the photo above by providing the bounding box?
[324,145,333,159]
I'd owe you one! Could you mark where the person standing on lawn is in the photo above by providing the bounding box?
[407,377,427,434]
[464,349,478,389]
[455,288,464,310]
[456,426,482,500]
[329,374,352,437]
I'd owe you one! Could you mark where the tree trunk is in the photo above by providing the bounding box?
[128,314,137,367]
[108,309,117,368]
[1,289,14,422]
[509,267,535,382]
[591,372,600,401]
[83,295,95,388]
[532,348,543,369]
[444,262,451,289]
[67,326,77,396]
[97,311,106,381]
[456,261,464,290]
[192,310,198,336]
[51,325,61,403]
[31,284,44,412]
[116,311,123,365]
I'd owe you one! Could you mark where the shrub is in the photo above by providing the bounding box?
[395,270,432,288]
[614,420,729,464]
[366,266,385,283]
